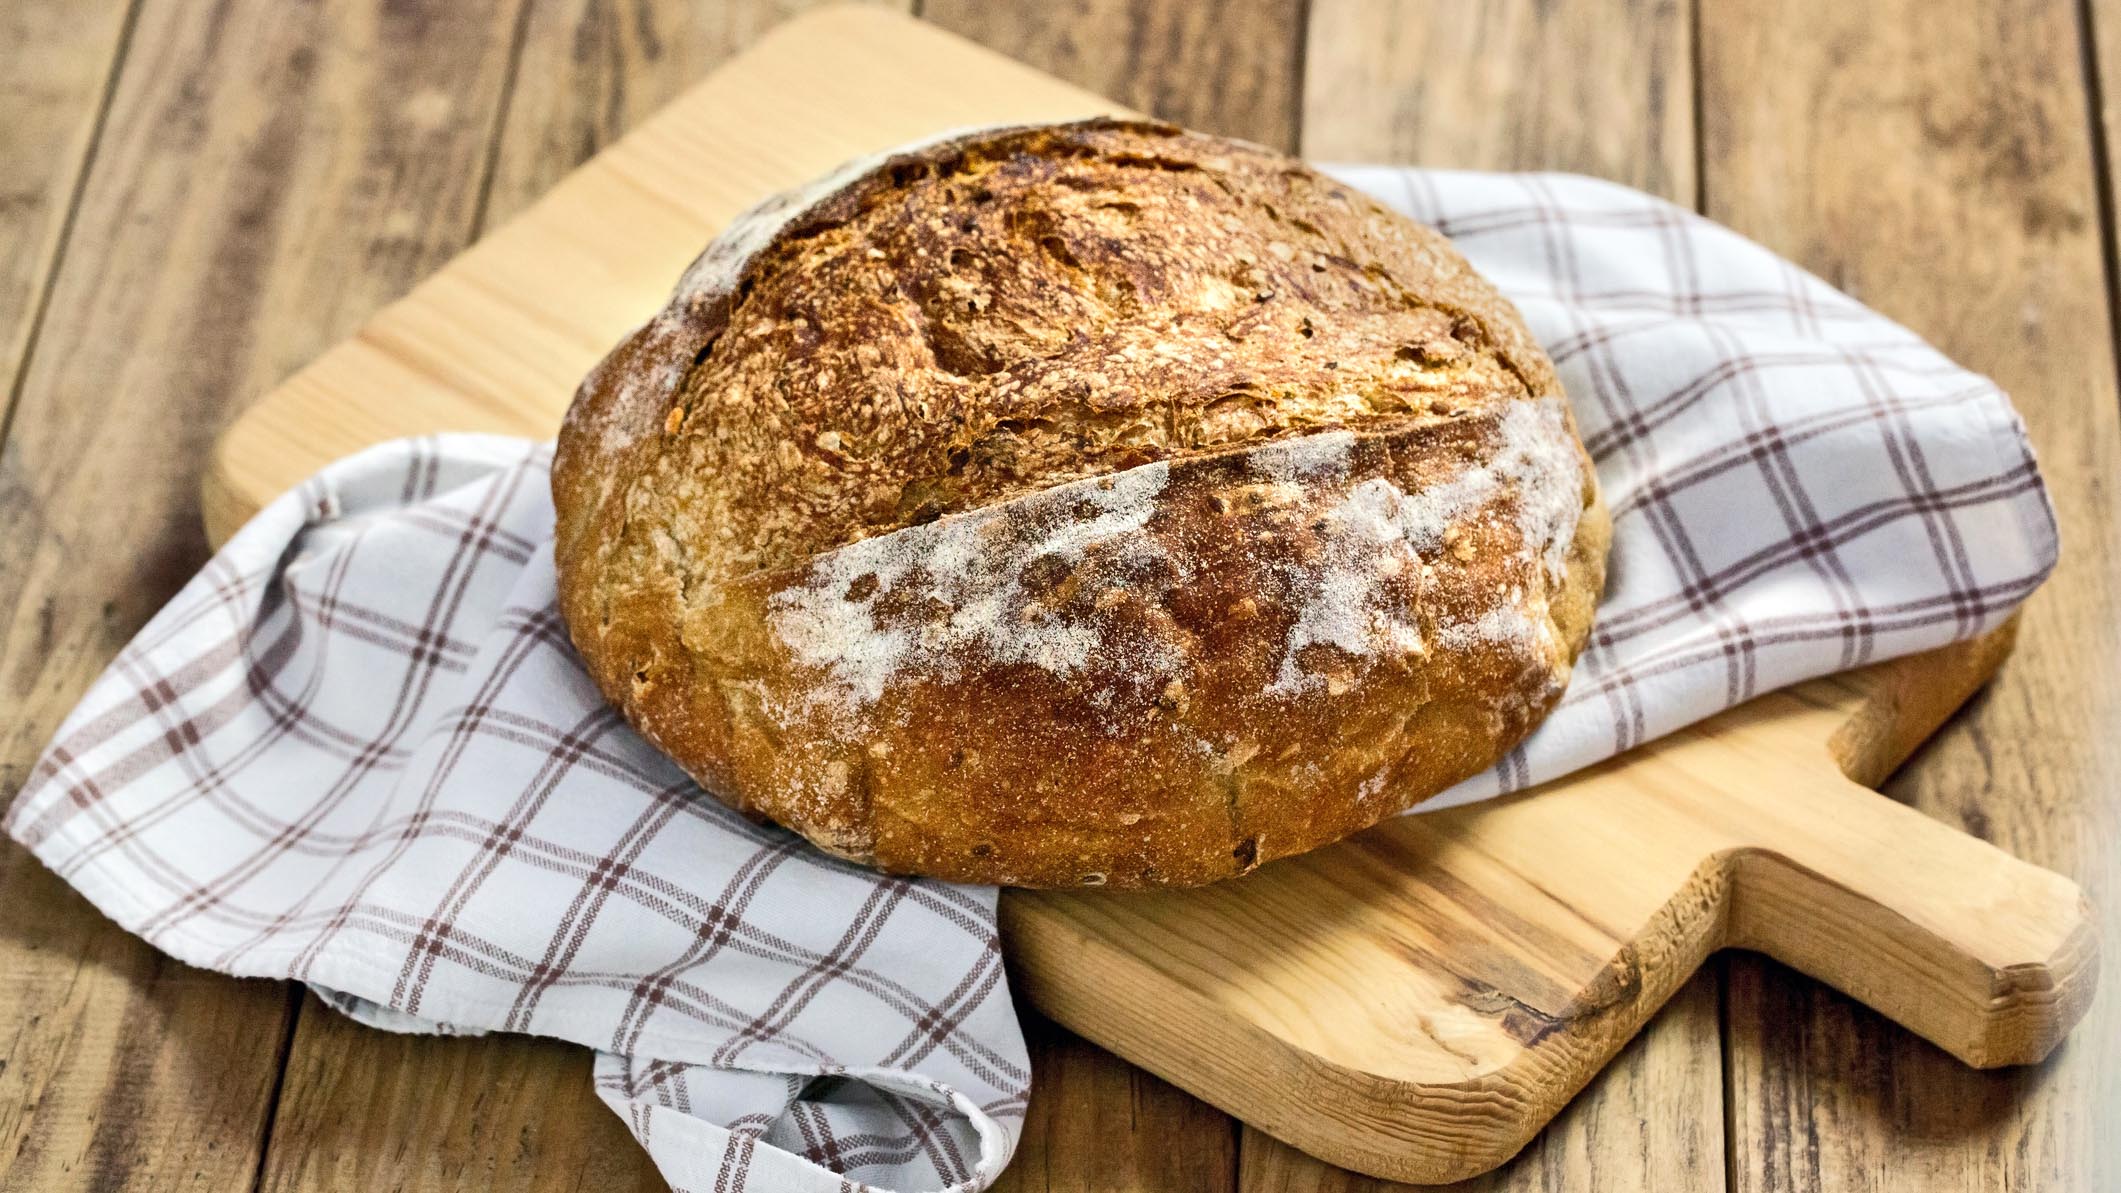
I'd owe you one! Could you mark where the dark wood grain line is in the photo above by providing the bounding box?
[1689,0,1708,214]
[0,0,144,451]
[2077,0,2121,374]
[469,0,540,238]
[243,984,306,1193]
[1287,0,1312,159]
[920,0,1308,151]
[1719,956,1739,1193]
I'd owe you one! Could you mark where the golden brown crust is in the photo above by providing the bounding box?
[554,119,1609,888]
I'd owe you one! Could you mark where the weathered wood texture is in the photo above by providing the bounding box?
[920,0,1305,151]
[0,0,543,1188]
[1703,0,2121,1188]
[0,0,134,411]
[257,992,664,1193]
[991,1014,1239,1193]
[486,0,908,226]
[1299,0,1694,198]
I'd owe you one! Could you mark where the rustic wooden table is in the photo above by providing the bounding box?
[2,1,2115,1189]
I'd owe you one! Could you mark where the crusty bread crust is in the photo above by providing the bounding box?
[554,119,1609,888]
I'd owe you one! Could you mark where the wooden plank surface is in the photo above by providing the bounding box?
[922,0,1305,151]
[0,0,540,1188]
[1300,0,1695,201]
[1702,0,2121,1188]
[485,0,908,225]
[258,993,662,1193]
[993,1014,1239,1193]
[1265,2,1715,1188]
[0,0,135,413]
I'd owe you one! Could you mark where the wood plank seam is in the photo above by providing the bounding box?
[0,0,146,450]
[1686,13,1729,1187]
[1720,957,1741,1193]
[1272,0,1311,153]
[2075,0,2121,369]
[467,0,539,241]
[244,983,307,1193]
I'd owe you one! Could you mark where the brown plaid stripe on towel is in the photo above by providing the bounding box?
[7,168,2055,1192]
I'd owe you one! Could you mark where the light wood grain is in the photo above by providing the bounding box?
[1703,0,2121,1187]
[1280,4,1708,1188]
[921,0,1304,151]
[0,0,537,1188]
[1234,982,1724,1193]
[197,9,2096,1184]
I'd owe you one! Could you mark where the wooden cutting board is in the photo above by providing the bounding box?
[203,7,2098,1184]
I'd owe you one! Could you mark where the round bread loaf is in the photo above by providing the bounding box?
[553,119,1609,888]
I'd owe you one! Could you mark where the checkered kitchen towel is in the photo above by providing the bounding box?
[6,168,2055,1193]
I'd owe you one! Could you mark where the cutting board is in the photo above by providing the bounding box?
[204,7,2097,1184]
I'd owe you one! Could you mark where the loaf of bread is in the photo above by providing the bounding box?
[553,119,1608,888]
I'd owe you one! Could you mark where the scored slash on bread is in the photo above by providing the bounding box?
[553,119,1610,888]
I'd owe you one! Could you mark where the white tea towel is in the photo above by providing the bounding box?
[7,168,2055,1193]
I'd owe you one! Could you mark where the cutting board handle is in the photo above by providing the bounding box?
[1720,774,2096,1067]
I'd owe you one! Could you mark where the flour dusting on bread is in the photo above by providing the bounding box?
[1267,472,1424,696]
[768,460,1176,721]
[552,119,1610,888]
[1388,397,1584,579]
[1437,604,1547,651]
[1266,398,1583,694]
[1249,429,1354,483]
